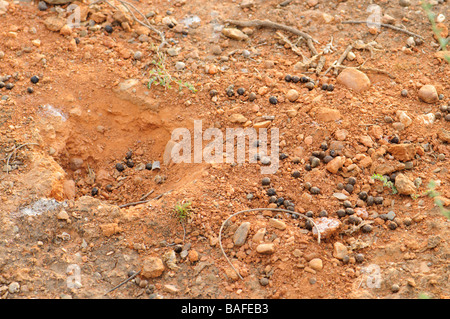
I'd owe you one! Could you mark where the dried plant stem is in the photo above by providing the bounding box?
[225,19,319,44]
[342,21,424,39]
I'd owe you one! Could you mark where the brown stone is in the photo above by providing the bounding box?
[222,28,249,41]
[336,68,371,92]
[256,243,275,254]
[388,143,416,162]
[326,156,345,174]
[438,128,450,143]
[44,16,66,32]
[395,173,416,195]
[141,257,165,279]
[418,85,439,104]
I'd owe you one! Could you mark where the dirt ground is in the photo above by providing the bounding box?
[0,0,449,299]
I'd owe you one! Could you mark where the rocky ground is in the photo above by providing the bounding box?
[0,0,449,299]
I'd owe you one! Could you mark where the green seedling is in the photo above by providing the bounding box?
[147,51,197,93]
[371,174,398,194]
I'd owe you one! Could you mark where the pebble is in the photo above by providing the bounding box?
[310,186,321,194]
[269,218,286,230]
[56,210,70,220]
[175,61,185,70]
[355,253,365,263]
[286,89,299,102]
[133,51,143,60]
[259,277,269,286]
[310,156,320,168]
[8,282,20,294]
[261,177,270,185]
[309,258,323,271]
[141,257,165,279]
[38,1,48,11]
[333,242,348,260]
[387,211,396,221]
[256,243,275,254]
[234,222,251,246]
[394,173,416,195]
[222,28,249,41]
[418,85,439,103]
[333,193,348,201]
[336,68,371,92]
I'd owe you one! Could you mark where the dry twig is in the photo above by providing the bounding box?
[342,20,424,40]
[225,19,319,44]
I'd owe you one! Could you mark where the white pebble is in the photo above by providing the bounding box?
[436,14,445,23]
[8,282,20,294]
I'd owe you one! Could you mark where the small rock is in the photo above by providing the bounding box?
[395,173,416,195]
[188,249,199,263]
[388,143,416,162]
[222,28,249,41]
[256,243,275,254]
[333,242,348,260]
[229,113,248,124]
[286,89,299,102]
[233,222,251,246]
[133,51,143,60]
[44,16,66,32]
[38,1,48,10]
[397,111,412,127]
[437,129,450,143]
[56,210,69,220]
[312,217,341,239]
[269,218,286,230]
[175,61,185,70]
[309,258,323,271]
[8,282,20,294]
[315,107,342,122]
[418,85,439,103]
[336,68,371,92]
[326,156,345,174]
[333,193,348,201]
[141,257,165,279]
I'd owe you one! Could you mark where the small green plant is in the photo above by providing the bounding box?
[147,51,197,93]
[173,201,193,223]
[371,174,398,194]
[424,180,450,219]
[422,1,449,64]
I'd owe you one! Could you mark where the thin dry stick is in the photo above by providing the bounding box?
[140,189,155,201]
[219,208,322,281]
[342,21,424,40]
[225,19,319,44]
[315,55,326,74]
[276,31,309,63]
[104,269,141,295]
[307,38,319,56]
[334,64,396,79]
[332,44,353,75]
[118,189,171,208]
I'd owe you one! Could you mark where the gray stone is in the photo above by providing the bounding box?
[387,211,396,221]
[234,222,250,246]
[333,193,348,201]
